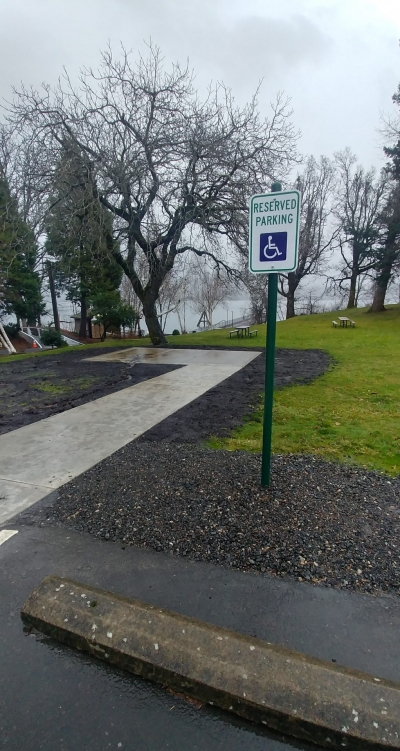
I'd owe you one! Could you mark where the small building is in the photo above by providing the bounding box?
[71,315,102,339]
[71,315,126,340]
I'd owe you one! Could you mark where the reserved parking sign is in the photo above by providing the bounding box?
[249,189,300,273]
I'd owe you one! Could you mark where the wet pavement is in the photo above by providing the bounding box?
[0,348,258,524]
[2,521,400,750]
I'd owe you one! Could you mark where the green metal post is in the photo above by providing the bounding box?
[261,181,282,487]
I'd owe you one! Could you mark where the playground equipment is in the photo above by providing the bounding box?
[0,323,17,354]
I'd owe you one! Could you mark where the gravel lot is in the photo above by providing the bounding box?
[46,445,400,596]
[13,344,399,597]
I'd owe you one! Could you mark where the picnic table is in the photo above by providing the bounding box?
[338,317,354,328]
[229,325,258,338]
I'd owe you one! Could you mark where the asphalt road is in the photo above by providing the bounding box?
[2,518,400,751]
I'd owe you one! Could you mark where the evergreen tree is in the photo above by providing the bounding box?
[0,170,44,325]
[383,85,400,180]
[367,180,400,312]
[368,85,400,311]
[89,290,138,341]
[45,148,123,337]
[368,184,400,312]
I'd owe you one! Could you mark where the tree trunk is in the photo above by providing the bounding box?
[107,230,168,345]
[47,261,60,331]
[369,279,388,313]
[143,298,167,345]
[368,246,396,313]
[286,294,295,319]
[79,297,88,338]
[286,273,296,318]
[347,269,358,309]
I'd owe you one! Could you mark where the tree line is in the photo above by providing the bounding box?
[1,45,399,344]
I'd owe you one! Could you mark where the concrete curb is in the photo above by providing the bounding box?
[21,575,400,750]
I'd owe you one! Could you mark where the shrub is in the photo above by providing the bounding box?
[40,328,67,348]
[172,329,180,335]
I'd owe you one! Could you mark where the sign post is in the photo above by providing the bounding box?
[249,182,301,487]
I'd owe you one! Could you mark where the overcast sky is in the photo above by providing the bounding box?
[0,0,399,171]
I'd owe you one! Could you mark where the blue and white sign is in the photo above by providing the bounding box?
[249,189,300,273]
[259,232,287,263]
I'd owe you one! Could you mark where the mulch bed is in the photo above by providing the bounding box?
[0,345,329,438]
[0,347,181,435]
[138,347,330,442]
[45,445,400,597]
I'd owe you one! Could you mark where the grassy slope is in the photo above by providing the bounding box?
[196,306,399,475]
[2,307,398,474]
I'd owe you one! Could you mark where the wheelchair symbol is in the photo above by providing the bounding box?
[262,235,283,260]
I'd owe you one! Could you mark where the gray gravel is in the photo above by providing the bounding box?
[19,344,398,597]
[45,445,400,597]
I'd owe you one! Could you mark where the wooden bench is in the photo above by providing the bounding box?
[332,321,338,327]
[350,320,356,327]
[229,329,239,338]
[248,329,258,337]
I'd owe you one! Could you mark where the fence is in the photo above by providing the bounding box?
[199,312,254,332]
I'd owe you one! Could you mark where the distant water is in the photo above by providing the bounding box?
[162,298,251,334]
[38,292,252,335]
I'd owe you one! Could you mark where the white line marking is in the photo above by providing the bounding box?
[0,529,18,546]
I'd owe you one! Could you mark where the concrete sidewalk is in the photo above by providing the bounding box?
[0,348,258,524]
[1,523,400,750]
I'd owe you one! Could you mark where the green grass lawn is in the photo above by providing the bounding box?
[179,306,400,476]
[2,307,399,474]
[30,375,101,395]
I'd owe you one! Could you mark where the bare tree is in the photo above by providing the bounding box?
[295,289,329,315]
[278,155,336,318]
[4,45,298,344]
[120,274,142,334]
[0,124,51,244]
[175,275,190,334]
[239,267,268,323]
[333,149,387,309]
[120,274,138,310]
[155,267,184,332]
[120,253,188,333]
[189,259,232,327]
[158,259,193,333]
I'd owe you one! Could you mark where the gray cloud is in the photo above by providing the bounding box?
[0,1,330,95]
[198,14,331,87]
[0,0,398,168]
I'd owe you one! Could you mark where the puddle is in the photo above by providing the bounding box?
[89,348,260,368]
